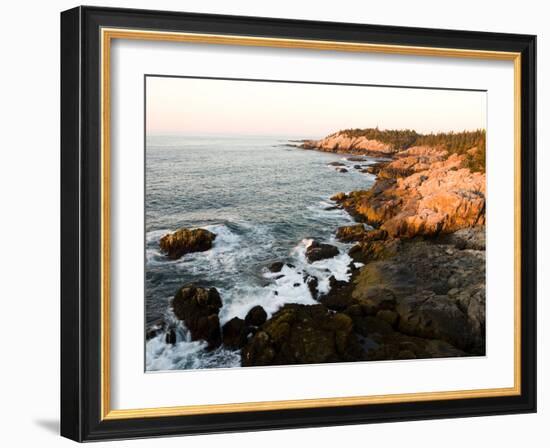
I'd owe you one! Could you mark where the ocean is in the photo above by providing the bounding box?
[145,135,379,371]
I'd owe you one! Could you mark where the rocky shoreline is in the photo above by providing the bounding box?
[149,131,486,367]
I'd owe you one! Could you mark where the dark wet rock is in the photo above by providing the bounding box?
[171,284,222,349]
[328,161,346,167]
[376,309,399,328]
[305,240,339,262]
[365,330,466,361]
[293,283,300,287]
[352,315,394,338]
[353,164,362,169]
[350,313,467,360]
[268,261,285,273]
[245,306,268,327]
[222,317,248,349]
[165,328,177,345]
[337,168,349,173]
[241,304,366,366]
[160,228,216,259]
[305,275,319,299]
[319,275,355,311]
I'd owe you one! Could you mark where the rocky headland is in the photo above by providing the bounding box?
[150,127,487,368]
[301,131,396,157]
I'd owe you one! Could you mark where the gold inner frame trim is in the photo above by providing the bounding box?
[100,27,522,421]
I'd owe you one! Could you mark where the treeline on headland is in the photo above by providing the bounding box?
[316,128,486,173]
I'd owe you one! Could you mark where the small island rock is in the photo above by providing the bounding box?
[160,227,216,260]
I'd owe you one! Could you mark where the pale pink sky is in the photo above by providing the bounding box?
[146,76,486,138]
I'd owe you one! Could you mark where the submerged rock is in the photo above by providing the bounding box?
[171,284,222,349]
[241,304,365,366]
[160,228,216,259]
[268,261,285,273]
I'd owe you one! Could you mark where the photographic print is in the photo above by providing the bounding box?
[144,76,487,371]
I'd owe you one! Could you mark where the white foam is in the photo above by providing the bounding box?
[291,239,353,294]
[176,224,243,272]
[146,319,241,371]
[218,262,317,324]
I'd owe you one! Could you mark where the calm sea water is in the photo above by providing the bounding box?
[145,135,378,371]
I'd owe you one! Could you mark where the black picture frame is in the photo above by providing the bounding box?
[61,5,536,442]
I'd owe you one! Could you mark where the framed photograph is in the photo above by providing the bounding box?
[60,6,536,441]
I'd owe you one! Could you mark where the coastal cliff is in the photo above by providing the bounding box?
[301,128,486,164]
[302,131,396,156]
[335,145,486,238]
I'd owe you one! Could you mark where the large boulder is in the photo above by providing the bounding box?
[305,275,319,299]
[171,285,222,349]
[244,306,268,327]
[305,240,339,262]
[160,228,216,259]
[241,304,365,366]
[222,317,248,350]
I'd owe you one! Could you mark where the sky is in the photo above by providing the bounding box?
[146,76,486,138]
